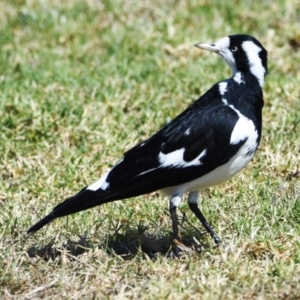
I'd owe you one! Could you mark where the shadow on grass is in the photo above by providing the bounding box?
[105,226,171,258]
[104,227,207,260]
[27,213,208,261]
[27,234,92,262]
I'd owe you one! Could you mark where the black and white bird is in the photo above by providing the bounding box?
[28,34,268,246]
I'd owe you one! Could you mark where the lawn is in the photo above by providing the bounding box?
[0,0,300,299]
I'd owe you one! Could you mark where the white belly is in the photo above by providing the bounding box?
[162,144,255,195]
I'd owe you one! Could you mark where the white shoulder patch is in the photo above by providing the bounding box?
[242,41,266,87]
[233,72,244,84]
[230,116,257,145]
[218,82,228,95]
[220,102,258,147]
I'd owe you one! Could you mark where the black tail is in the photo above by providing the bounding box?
[27,171,167,234]
[27,187,115,234]
[27,212,56,234]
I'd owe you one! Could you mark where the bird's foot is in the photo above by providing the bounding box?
[212,233,222,247]
[170,238,195,257]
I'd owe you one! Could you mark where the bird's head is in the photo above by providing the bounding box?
[195,34,268,87]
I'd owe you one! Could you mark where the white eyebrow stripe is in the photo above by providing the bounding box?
[242,41,266,87]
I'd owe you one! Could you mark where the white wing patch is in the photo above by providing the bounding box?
[159,148,206,168]
[242,41,266,87]
[87,171,110,191]
[135,148,207,178]
[136,167,157,176]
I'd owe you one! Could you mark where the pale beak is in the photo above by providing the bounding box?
[194,43,220,53]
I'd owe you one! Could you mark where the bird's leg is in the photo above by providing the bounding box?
[169,194,182,240]
[188,191,221,245]
[169,194,185,256]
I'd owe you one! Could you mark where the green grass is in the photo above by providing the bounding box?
[1,0,300,298]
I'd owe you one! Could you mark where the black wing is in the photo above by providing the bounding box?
[103,94,243,199]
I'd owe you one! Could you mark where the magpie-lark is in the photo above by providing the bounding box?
[28,34,268,247]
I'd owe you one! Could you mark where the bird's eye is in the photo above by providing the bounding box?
[230,46,238,52]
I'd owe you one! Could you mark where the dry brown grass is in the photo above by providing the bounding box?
[0,0,300,298]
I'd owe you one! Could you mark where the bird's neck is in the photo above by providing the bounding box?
[225,73,264,125]
[232,70,265,88]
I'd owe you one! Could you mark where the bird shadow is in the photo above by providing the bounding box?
[27,212,209,262]
[27,234,92,262]
[104,228,208,259]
